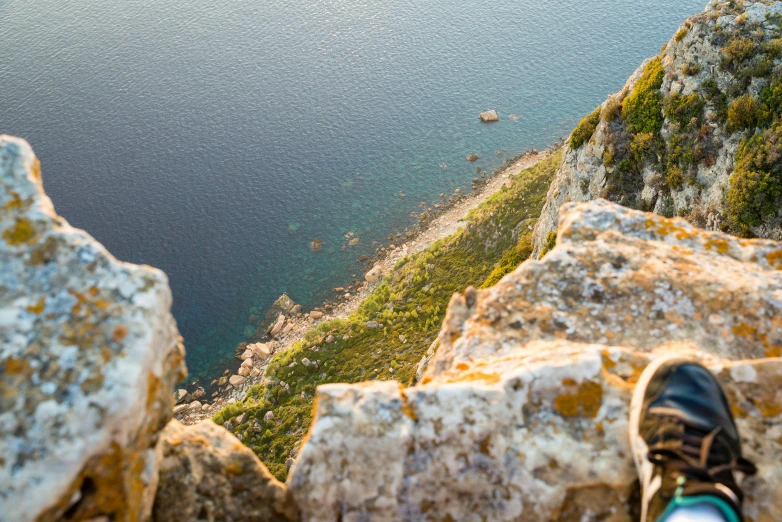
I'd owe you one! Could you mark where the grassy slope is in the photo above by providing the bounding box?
[214,150,562,480]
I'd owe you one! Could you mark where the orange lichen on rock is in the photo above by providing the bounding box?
[554,380,603,418]
[2,217,37,245]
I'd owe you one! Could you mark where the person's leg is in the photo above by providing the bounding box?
[629,355,757,522]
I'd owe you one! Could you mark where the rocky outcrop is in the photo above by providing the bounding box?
[533,0,782,257]
[289,200,782,521]
[479,110,499,122]
[0,135,186,521]
[153,420,295,522]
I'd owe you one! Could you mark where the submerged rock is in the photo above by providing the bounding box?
[466,153,479,162]
[289,200,782,521]
[153,420,295,522]
[0,135,186,522]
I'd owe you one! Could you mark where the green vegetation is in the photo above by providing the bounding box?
[214,151,562,480]
[481,229,534,288]
[675,27,689,42]
[622,58,665,134]
[726,123,782,235]
[721,37,759,69]
[663,93,704,129]
[702,77,729,123]
[570,106,602,150]
[539,231,557,257]
[661,92,706,189]
[727,94,767,132]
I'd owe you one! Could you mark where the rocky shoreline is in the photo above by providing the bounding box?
[174,145,558,425]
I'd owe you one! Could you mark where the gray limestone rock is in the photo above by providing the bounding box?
[153,420,295,522]
[0,135,186,522]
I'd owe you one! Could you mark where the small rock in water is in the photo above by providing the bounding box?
[467,154,479,162]
[310,238,323,251]
[348,237,360,247]
[478,109,499,122]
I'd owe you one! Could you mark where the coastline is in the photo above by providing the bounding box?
[177,145,557,424]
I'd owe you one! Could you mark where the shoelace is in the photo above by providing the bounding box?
[647,420,757,488]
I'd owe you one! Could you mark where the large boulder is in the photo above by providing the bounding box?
[0,135,186,521]
[153,420,296,522]
[289,200,782,521]
[478,109,499,122]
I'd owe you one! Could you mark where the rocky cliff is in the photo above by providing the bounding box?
[533,0,782,257]
[4,1,782,521]
[289,200,782,521]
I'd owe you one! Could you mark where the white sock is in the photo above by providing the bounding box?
[663,503,728,522]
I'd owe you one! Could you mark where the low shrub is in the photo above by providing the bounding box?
[727,94,768,132]
[480,230,534,288]
[663,92,704,128]
[721,37,759,69]
[622,58,665,134]
[570,106,602,150]
[726,124,782,235]
[702,76,728,122]
[539,231,557,257]
[630,132,656,164]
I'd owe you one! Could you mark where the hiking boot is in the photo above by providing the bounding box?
[629,355,757,522]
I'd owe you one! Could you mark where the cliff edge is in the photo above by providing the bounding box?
[290,199,782,521]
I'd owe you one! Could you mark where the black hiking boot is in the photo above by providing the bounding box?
[629,355,757,522]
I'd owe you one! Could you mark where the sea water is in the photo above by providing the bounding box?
[1,0,706,379]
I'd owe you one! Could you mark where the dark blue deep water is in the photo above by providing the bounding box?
[1,0,705,379]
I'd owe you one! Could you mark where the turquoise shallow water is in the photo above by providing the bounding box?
[1,0,705,380]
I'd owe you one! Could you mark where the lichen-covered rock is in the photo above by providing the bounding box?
[0,136,186,522]
[153,420,295,522]
[289,200,782,521]
[532,0,782,257]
